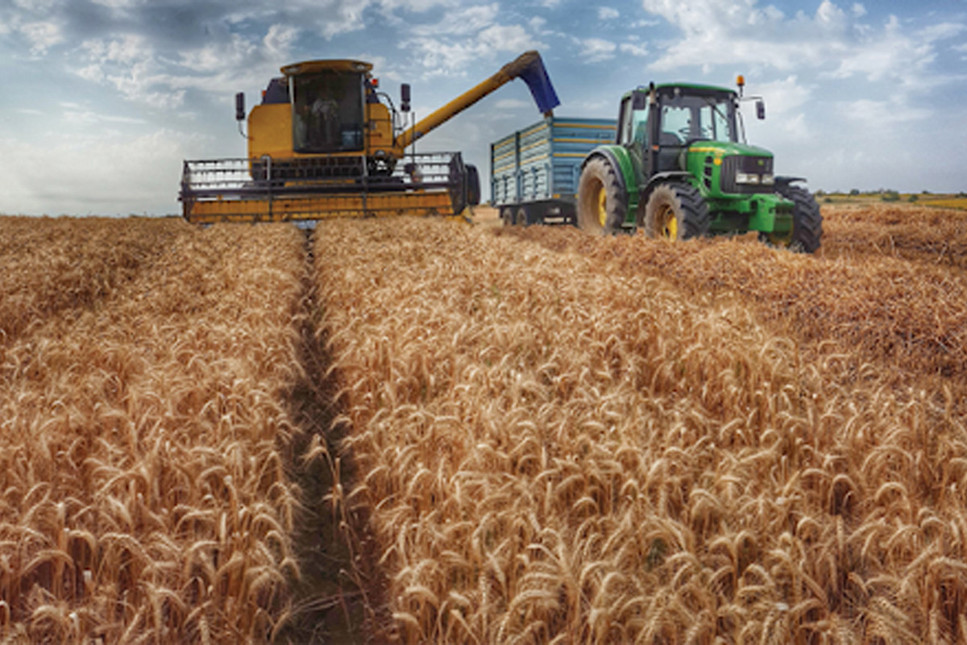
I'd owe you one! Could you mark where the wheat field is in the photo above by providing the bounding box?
[1,204,965,643]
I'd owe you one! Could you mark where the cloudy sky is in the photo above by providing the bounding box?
[1,0,965,216]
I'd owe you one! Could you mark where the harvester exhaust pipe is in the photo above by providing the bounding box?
[235,92,247,138]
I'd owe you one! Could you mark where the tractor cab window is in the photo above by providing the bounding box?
[659,91,736,146]
[632,111,649,148]
[291,71,365,154]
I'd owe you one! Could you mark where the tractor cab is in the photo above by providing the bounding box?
[616,84,745,176]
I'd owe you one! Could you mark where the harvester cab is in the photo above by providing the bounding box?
[180,51,559,224]
[577,77,822,252]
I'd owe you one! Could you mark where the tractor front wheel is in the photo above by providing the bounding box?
[577,157,626,235]
[641,183,710,241]
[764,185,822,253]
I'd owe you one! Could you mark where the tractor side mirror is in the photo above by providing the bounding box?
[401,83,411,112]
[756,99,765,120]
[235,92,246,122]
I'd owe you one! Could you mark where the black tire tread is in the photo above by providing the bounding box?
[643,183,710,240]
[577,157,626,235]
[782,186,823,253]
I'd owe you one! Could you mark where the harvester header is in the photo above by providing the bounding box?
[179,51,560,224]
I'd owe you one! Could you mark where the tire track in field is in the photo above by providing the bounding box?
[278,227,391,644]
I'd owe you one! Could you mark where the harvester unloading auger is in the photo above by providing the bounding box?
[179,51,560,224]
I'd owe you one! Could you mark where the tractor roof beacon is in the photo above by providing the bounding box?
[576,77,822,253]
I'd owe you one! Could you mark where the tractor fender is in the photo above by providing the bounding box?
[582,145,638,207]
[775,175,807,189]
[639,171,694,209]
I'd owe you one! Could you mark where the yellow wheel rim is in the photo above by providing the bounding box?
[596,184,608,228]
[766,230,793,247]
[657,204,678,240]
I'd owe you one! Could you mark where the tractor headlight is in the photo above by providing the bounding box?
[761,174,774,186]
[735,172,759,185]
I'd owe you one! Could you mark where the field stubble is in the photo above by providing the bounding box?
[2,202,966,643]
[1,219,318,642]
[313,205,967,643]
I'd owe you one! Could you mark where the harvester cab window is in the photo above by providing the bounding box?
[291,71,365,154]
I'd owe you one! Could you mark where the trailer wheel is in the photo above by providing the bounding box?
[500,207,514,226]
[642,183,710,241]
[577,157,625,235]
[762,185,823,253]
[515,207,530,227]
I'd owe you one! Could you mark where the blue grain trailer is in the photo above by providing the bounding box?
[490,116,617,226]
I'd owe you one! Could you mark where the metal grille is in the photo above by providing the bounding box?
[720,155,774,195]
[180,152,469,222]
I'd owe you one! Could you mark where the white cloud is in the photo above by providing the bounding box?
[598,7,619,20]
[815,0,847,29]
[21,20,63,55]
[263,24,299,58]
[404,16,544,77]
[315,1,370,39]
[750,75,811,114]
[0,128,195,215]
[410,3,499,36]
[494,98,531,109]
[840,97,931,125]
[480,24,538,52]
[639,0,960,93]
[581,37,617,63]
[619,42,648,57]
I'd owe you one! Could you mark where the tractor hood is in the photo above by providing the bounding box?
[687,140,772,160]
[684,141,777,197]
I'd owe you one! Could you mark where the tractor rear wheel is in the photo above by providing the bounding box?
[577,157,626,235]
[641,183,710,241]
[765,185,822,253]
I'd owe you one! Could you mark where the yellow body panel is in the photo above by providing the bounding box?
[185,190,457,224]
[248,102,394,161]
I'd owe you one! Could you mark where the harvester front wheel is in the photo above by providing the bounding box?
[577,157,625,235]
[642,183,710,241]
[765,185,822,253]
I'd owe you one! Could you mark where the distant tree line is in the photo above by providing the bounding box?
[815,188,967,203]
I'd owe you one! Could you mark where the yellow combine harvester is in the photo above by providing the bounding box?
[180,51,559,224]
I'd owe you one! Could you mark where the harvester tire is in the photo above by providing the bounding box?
[577,157,625,235]
[642,183,710,241]
[772,186,823,253]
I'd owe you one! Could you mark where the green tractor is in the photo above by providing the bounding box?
[577,77,822,252]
